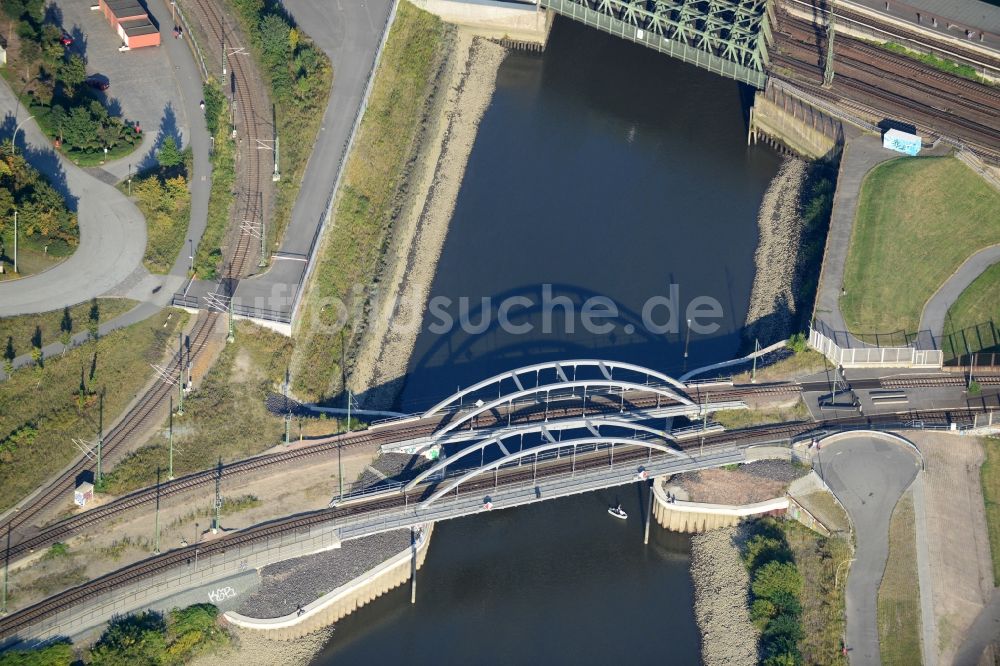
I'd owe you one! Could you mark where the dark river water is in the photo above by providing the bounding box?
[317,16,778,665]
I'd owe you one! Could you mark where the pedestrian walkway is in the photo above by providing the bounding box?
[919,244,1000,343]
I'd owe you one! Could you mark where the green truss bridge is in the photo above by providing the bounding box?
[541,0,773,88]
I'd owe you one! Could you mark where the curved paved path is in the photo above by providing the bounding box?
[813,135,950,348]
[919,244,1000,342]
[0,1,211,318]
[0,82,146,317]
[814,436,921,665]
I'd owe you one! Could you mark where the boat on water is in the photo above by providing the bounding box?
[608,504,627,520]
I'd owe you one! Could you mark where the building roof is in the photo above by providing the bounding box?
[121,19,159,36]
[104,0,147,19]
[880,0,1000,35]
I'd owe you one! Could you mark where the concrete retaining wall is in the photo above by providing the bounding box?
[224,524,434,640]
[411,0,551,43]
[750,84,843,160]
[651,480,789,533]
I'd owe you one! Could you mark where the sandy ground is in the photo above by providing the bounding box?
[350,32,507,408]
[743,157,808,347]
[5,444,380,612]
[909,432,994,664]
[189,626,335,666]
[690,526,758,665]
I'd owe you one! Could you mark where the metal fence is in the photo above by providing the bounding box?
[809,325,943,368]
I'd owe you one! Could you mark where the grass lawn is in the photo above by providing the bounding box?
[941,262,1000,360]
[0,309,187,513]
[714,399,811,429]
[293,1,450,401]
[877,490,923,666]
[0,245,62,281]
[840,156,1000,336]
[0,299,136,359]
[980,437,1000,586]
[782,522,851,665]
[102,322,344,494]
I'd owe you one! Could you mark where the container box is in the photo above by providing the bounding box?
[74,481,94,507]
[882,128,922,156]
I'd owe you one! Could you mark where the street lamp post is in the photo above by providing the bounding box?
[188,238,194,273]
[12,210,17,274]
[12,115,34,155]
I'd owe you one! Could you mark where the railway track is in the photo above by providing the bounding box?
[771,10,1000,156]
[4,371,995,561]
[184,0,268,285]
[0,404,987,640]
[0,313,218,539]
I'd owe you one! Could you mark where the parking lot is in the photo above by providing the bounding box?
[53,0,192,177]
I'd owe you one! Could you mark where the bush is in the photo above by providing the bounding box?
[0,142,78,249]
[0,641,74,665]
[90,611,168,666]
[744,519,806,665]
[787,332,808,354]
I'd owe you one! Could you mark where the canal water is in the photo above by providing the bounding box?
[317,16,779,665]
[313,488,699,665]
[396,17,780,413]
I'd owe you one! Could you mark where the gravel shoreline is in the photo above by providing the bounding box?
[352,32,508,408]
[236,529,411,619]
[744,157,808,346]
[690,526,759,666]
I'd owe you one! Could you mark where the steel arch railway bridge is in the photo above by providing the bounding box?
[541,0,773,87]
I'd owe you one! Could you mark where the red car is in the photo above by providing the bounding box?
[59,33,73,46]
[86,77,109,91]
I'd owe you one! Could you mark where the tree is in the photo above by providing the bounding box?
[157,137,183,170]
[58,54,87,96]
[751,561,804,603]
[90,611,168,666]
[60,305,73,349]
[3,336,14,378]
[88,298,100,341]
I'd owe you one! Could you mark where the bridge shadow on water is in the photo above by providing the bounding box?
[347,283,747,414]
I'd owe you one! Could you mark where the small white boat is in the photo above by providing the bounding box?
[608,504,628,520]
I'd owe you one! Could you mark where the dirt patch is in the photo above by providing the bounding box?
[671,460,808,505]
[909,432,993,664]
[350,32,507,408]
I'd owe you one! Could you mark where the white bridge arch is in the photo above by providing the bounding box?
[431,379,694,440]
[406,418,686,492]
[422,360,689,419]
[420,435,678,507]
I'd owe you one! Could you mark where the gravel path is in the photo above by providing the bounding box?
[744,157,809,347]
[690,526,758,666]
[237,529,411,618]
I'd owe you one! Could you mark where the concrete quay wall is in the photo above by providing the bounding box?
[225,524,434,640]
[411,0,552,45]
[651,478,789,533]
[750,83,844,160]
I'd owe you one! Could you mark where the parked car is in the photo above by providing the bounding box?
[59,33,73,46]
[86,77,109,91]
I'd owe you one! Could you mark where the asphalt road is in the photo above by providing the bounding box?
[233,0,396,317]
[815,435,922,666]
